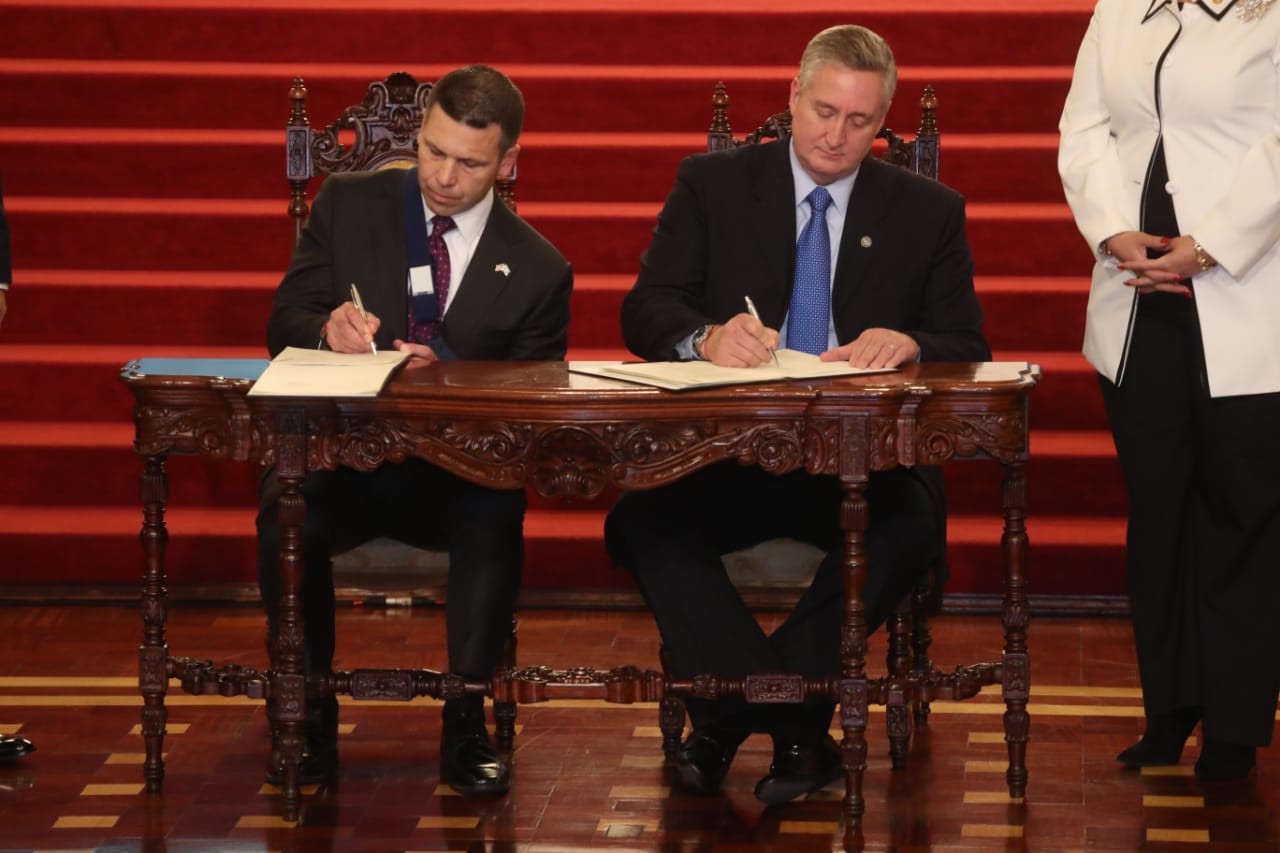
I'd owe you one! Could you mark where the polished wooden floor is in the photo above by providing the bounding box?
[1,605,1278,851]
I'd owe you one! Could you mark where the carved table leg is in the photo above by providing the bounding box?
[138,454,170,793]
[910,583,935,726]
[494,618,518,752]
[838,414,871,846]
[885,600,911,769]
[1000,460,1030,799]
[657,646,685,760]
[269,409,308,822]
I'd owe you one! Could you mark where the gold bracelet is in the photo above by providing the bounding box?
[1191,238,1217,272]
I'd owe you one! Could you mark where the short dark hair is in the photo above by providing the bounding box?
[423,65,525,154]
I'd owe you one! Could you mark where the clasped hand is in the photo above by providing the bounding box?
[702,312,918,369]
[323,301,439,362]
[1104,232,1199,296]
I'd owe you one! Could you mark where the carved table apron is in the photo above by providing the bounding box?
[121,359,1039,842]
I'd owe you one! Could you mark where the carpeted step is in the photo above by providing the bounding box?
[0,422,1124,518]
[0,131,1065,205]
[5,5,1090,68]
[0,345,1102,430]
[0,67,1072,136]
[3,272,1090,353]
[5,199,1090,278]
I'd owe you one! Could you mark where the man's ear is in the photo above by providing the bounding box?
[499,143,520,179]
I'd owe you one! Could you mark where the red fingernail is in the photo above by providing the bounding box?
[1160,237,1170,244]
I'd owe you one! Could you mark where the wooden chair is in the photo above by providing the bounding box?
[655,82,945,770]
[281,71,519,749]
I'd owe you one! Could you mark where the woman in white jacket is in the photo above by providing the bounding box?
[1059,0,1280,781]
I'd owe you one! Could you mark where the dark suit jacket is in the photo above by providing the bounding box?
[621,140,989,364]
[268,168,573,360]
[620,140,991,600]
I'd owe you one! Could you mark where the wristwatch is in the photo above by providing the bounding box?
[690,323,717,360]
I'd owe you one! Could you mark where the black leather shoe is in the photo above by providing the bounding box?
[754,736,843,806]
[673,731,740,795]
[1117,707,1200,769]
[1195,738,1256,782]
[0,735,34,763]
[441,728,510,796]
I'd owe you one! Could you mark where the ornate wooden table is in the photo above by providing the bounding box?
[121,359,1038,845]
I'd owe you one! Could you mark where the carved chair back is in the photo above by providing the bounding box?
[286,71,518,244]
[706,81,939,180]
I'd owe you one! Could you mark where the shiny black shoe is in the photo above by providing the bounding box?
[673,730,741,795]
[1117,707,1200,769]
[754,736,843,806]
[440,727,510,796]
[0,735,35,763]
[1195,738,1256,782]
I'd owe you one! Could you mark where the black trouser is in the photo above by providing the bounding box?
[605,462,941,743]
[1101,292,1280,746]
[256,457,525,683]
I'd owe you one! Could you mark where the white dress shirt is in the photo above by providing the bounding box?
[411,187,494,315]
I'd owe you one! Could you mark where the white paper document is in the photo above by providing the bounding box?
[247,347,410,397]
[568,349,896,391]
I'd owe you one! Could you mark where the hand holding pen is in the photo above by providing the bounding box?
[743,295,780,367]
[349,283,377,356]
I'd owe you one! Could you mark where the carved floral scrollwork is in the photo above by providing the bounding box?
[870,417,899,470]
[744,674,804,703]
[312,419,419,471]
[916,412,1027,464]
[312,73,427,174]
[431,420,532,463]
[729,423,807,474]
[530,427,611,501]
[606,422,709,464]
[134,405,234,458]
[801,421,841,475]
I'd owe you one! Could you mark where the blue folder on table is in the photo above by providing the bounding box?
[127,358,270,381]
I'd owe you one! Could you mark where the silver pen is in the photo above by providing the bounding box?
[349,283,377,356]
[743,295,779,366]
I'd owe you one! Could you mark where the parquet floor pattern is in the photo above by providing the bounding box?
[1,606,1277,851]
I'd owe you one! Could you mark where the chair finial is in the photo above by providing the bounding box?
[708,82,734,152]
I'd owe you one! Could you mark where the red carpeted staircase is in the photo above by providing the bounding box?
[0,0,1126,606]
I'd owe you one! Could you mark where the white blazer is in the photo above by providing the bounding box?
[1059,0,1280,397]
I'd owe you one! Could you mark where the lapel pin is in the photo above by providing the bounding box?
[495,263,511,276]
[860,236,873,248]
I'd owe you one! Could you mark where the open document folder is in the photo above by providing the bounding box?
[568,348,896,391]
[247,346,410,397]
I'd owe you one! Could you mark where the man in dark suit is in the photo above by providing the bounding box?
[258,65,572,796]
[605,25,988,805]
[0,178,35,764]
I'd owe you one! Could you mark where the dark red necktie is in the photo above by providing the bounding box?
[409,215,457,343]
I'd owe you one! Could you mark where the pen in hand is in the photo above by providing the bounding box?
[743,295,779,367]
[349,283,377,356]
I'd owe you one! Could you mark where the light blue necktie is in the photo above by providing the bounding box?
[786,187,832,355]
